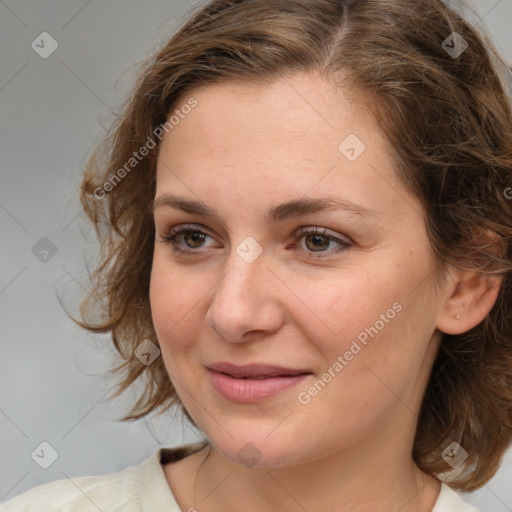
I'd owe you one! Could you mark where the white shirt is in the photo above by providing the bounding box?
[0,442,480,511]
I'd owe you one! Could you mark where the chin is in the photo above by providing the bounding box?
[200,426,312,469]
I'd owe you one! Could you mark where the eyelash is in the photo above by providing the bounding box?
[159,224,352,259]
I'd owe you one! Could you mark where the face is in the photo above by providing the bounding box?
[150,72,446,469]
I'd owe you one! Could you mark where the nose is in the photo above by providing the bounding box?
[205,241,284,343]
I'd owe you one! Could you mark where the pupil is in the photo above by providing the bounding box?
[186,232,205,247]
[307,234,328,251]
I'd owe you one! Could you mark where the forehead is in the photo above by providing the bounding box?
[155,73,422,226]
[168,73,363,148]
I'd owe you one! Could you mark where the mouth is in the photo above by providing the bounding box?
[207,361,311,379]
[206,362,313,403]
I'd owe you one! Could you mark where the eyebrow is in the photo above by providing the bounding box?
[152,193,378,224]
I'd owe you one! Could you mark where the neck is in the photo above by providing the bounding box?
[192,426,441,512]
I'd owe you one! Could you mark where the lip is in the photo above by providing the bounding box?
[207,361,310,378]
[207,362,312,403]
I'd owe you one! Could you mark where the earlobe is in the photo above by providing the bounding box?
[436,271,503,335]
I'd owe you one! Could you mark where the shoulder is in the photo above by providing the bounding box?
[0,457,142,512]
[433,483,480,512]
[0,442,208,512]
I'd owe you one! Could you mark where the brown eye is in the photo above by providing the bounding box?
[161,224,216,253]
[294,227,352,258]
[304,233,331,252]
[182,231,207,248]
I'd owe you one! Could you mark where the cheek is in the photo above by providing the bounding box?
[149,257,201,344]
[294,270,429,406]
[313,300,431,422]
[149,253,220,383]
[149,266,202,388]
[294,311,418,434]
[294,270,402,356]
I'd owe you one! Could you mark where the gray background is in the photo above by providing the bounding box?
[1,0,511,510]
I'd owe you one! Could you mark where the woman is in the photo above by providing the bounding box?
[2,0,511,510]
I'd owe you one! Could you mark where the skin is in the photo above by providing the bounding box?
[149,71,502,512]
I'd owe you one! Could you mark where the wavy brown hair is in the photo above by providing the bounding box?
[70,0,512,491]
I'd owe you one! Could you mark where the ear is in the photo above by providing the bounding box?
[436,270,503,335]
[436,230,505,335]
